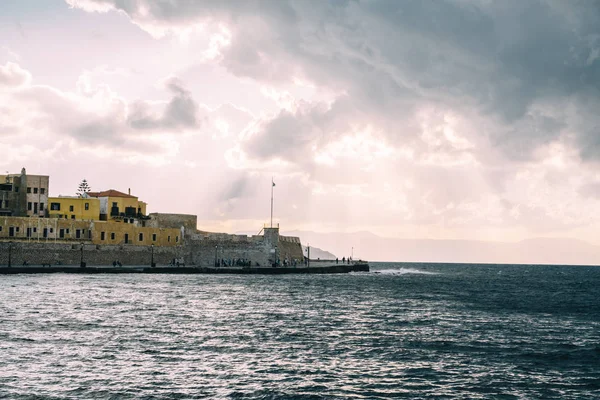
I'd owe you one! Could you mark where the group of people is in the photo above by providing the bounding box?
[215,258,253,267]
[169,258,185,267]
[282,258,300,267]
[335,257,353,264]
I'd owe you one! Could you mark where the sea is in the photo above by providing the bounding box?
[0,262,599,399]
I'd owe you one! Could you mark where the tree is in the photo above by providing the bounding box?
[77,179,91,197]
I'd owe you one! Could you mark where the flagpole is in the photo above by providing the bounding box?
[270,177,274,228]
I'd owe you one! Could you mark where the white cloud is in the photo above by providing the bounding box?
[4,0,600,246]
[0,62,31,88]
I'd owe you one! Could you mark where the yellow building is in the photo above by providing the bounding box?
[87,189,147,221]
[91,220,180,246]
[48,196,101,220]
[0,216,181,246]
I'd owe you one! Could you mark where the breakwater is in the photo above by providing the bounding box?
[0,263,369,275]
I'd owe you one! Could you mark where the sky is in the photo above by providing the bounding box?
[2,0,600,250]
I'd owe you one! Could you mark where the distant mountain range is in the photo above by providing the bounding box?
[301,245,336,260]
[282,230,600,266]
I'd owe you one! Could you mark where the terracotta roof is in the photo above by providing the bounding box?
[87,189,137,199]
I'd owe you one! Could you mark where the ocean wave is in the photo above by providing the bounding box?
[373,268,439,275]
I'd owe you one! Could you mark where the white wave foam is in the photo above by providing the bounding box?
[374,268,438,275]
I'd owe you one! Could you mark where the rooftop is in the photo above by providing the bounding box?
[87,189,137,199]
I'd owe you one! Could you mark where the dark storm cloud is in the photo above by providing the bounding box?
[219,175,253,202]
[127,77,200,130]
[72,118,121,144]
[243,100,352,162]
[70,0,600,161]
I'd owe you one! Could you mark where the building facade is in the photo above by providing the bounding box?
[23,173,49,217]
[87,189,147,222]
[0,216,181,247]
[0,168,48,217]
[0,174,23,216]
[48,196,101,220]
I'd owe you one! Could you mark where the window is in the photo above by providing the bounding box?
[27,202,32,211]
[50,228,53,233]
[111,232,115,240]
[16,227,19,232]
[71,215,75,220]
[33,227,37,233]
[168,235,171,242]
[14,186,18,192]
[69,205,74,212]
[40,188,45,194]
[65,229,69,234]
[101,232,105,240]
[124,233,129,244]
[138,233,143,242]
[152,233,156,242]
[76,230,81,239]
[34,203,38,214]
[176,236,179,243]
[51,203,60,211]
[0,226,2,232]
[33,188,38,194]
[27,187,31,193]
[112,202,118,207]
[85,203,89,211]
[40,203,44,211]
[88,230,92,239]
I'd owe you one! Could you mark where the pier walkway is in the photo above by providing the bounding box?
[0,262,369,275]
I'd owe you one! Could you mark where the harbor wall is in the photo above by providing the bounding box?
[184,238,273,267]
[0,241,181,267]
[0,226,305,268]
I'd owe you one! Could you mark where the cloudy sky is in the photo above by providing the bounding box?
[2,0,600,248]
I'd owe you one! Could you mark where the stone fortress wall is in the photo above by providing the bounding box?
[0,219,304,268]
[146,213,197,232]
[0,241,181,266]
[279,235,305,262]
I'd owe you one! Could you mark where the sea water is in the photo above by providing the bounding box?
[0,262,599,399]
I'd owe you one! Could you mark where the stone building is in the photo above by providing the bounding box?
[0,174,22,216]
[0,168,48,217]
[23,172,50,217]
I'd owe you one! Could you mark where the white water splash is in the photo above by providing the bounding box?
[374,268,439,275]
